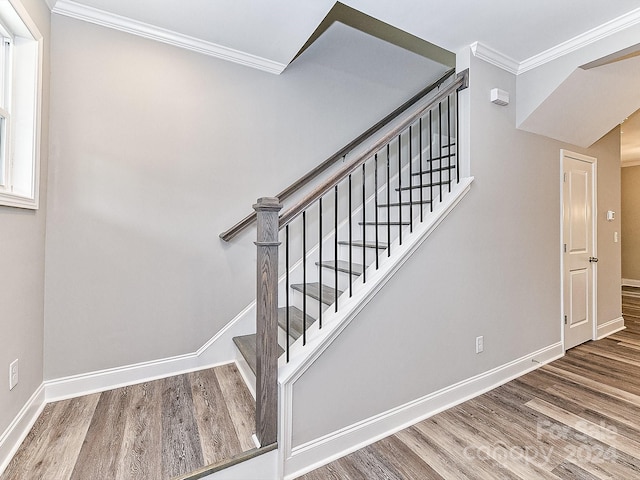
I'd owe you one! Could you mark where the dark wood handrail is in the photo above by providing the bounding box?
[219,68,457,242]
[278,69,468,229]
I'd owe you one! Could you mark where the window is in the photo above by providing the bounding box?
[0,0,42,209]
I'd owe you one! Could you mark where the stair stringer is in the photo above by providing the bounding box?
[277,176,473,479]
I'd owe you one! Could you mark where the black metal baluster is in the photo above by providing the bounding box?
[374,153,379,269]
[455,90,460,184]
[409,125,413,233]
[429,110,433,212]
[362,163,366,284]
[419,117,424,222]
[348,174,353,297]
[302,211,307,346]
[318,198,322,329]
[386,144,391,256]
[334,185,338,313]
[285,224,290,362]
[447,95,451,193]
[438,101,443,202]
[397,135,402,246]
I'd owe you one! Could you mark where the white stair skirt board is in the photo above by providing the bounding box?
[198,449,279,480]
[0,385,46,476]
[283,342,563,479]
[597,316,625,340]
[44,302,257,402]
[622,278,640,287]
[277,177,476,478]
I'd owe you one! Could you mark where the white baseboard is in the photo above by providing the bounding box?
[45,351,204,402]
[0,384,46,476]
[597,317,626,340]
[622,278,640,287]
[283,342,563,479]
[45,302,257,402]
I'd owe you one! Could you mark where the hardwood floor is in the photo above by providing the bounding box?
[0,364,255,480]
[299,316,640,479]
[622,285,640,318]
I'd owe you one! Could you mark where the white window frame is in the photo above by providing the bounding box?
[0,0,43,209]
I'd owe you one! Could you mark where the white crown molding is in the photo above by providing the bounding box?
[52,0,287,75]
[472,7,640,76]
[519,7,640,74]
[470,41,519,74]
[44,0,58,10]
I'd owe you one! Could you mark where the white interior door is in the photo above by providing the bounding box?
[562,150,596,350]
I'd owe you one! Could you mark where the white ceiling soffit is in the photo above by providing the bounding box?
[343,0,640,75]
[518,55,640,148]
[469,7,640,75]
[52,0,336,74]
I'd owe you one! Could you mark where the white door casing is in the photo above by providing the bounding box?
[561,150,597,350]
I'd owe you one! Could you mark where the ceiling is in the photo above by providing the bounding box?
[49,0,640,160]
[50,0,640,68]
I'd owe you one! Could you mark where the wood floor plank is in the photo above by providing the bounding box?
[70,388,130,480]
[2,364,254,480]
[114,381,162,480]
[545,382,640,438]
[189,368,242,465]
[525,398,640,459]
[161,374,204,479]
[334,446,405,480]
[214,363,256,451]
[551,460,602,480]
[394,424,479,480]
[1,394,100,480]
[445,404,562,479]
[415,411,523,480]
[364,435,444,480]
[542,364,640,406]
[0,403,60,480]
[300,457,359,480]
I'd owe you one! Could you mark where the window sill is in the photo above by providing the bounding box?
[0,190,38,209]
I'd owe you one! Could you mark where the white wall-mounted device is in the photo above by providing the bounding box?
[490,88,509,106]
[606,210,615,221]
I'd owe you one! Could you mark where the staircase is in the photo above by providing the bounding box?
[212,68,470,478]
[231,70,468,391]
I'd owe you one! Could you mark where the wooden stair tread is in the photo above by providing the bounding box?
[278,306,316,341]
[316,260,364,276]
[233,334,284,376]
[339,240,388,249]
[291,282,342,305]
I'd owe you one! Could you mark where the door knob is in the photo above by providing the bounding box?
[589,257,598,263]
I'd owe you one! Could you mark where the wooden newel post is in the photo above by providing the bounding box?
[254,197,282,447]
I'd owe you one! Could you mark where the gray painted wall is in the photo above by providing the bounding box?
[291,50,622,446]
[596,130,622,324]
[44,16,448,378]
[0,0,50,439]
[622,166,640,281]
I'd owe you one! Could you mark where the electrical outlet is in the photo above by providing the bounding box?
[475,336,484,354]
[9,359,18,390]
